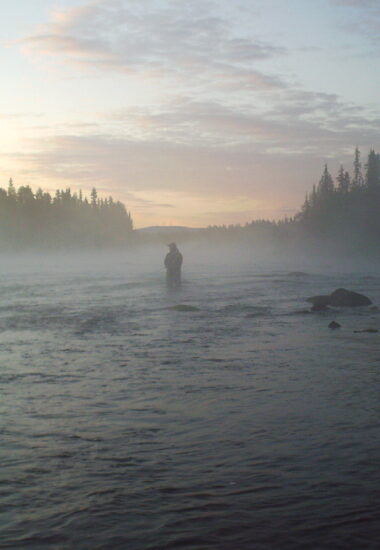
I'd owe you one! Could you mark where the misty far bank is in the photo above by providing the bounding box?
[1,147,380,257]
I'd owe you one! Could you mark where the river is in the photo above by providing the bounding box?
[1,246,380,549]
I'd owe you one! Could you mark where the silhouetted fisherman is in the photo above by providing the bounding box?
[165,243,183,288]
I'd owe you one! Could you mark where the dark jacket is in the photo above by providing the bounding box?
[165,249,183,272]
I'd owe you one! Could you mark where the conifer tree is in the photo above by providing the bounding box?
[91,188,98,207]
[337,165,349,193]
[7,178,16,199]
[317,164,334,197]
[365,149,380,189]
[352,147,363,189]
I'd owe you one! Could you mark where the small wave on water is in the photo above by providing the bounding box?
[1,252,380,549]
[220,303,271,315]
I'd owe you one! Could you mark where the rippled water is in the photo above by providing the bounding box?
[1,248,380,549]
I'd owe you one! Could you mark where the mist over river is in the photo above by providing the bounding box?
[1,246,380,549]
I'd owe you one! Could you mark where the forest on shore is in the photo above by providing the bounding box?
[1,147,379,252]
[0,182,133,249]
[203,147,380,251]
[139,148,380,255]
[297,148,380,242]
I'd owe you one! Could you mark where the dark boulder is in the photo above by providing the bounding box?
[306,295,330,307]
[307,288,371,308]
[328,288,372,307]
[328,321,341,329]
[311,303,329,312]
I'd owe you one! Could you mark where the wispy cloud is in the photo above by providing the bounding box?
[331,0,380,48]
[18,1,379,148]
[0,112,43,119]
[20,0,286,94]
[107,93,380,153]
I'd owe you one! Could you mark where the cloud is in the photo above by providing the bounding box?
[20,0,286,93]
[5,117,373,201]
[0,112,43,119]
[7,82,380,197]
[331,0,380,48]
[20,1,379,149]
[332,0,379,8]
[107,92,380,153]
[131,196,174,209]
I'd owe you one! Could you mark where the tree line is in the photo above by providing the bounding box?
[0,181,133,249]
[296,148,380,246]
[2,148,379,252]
[187,148,380,253]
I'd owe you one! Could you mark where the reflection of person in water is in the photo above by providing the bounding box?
[164,243,183,288]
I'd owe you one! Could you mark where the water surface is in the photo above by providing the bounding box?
[1,248,380,549]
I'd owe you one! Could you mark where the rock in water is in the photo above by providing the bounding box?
[311,304,329,312]
[328,288,372,307]
[328,321,341,329]
[306,288,372,308]
[353,328,378,333]
[306,295,330,307]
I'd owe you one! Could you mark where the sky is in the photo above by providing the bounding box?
[1,0,380,228]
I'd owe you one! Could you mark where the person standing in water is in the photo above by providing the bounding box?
[164,243,183,288]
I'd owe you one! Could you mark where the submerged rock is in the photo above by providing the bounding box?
[328,321,341,329]
[311,304,329,312]
[293,309,312,315]
[307,288,372,308]
[353,328,378,333]
[169,304,200,312]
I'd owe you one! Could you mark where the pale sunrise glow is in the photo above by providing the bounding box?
[1,0,380,227]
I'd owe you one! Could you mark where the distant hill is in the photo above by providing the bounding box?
[136,226,203,233]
